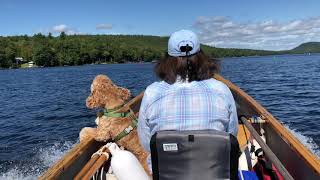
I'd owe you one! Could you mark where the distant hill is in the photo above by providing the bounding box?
[1,33,319,69]
[290,42,320,53]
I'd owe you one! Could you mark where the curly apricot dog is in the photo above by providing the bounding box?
[79,75,150,174]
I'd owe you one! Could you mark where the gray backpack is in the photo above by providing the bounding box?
[150,130,240,180]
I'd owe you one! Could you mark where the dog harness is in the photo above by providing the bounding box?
[102,106,138,142]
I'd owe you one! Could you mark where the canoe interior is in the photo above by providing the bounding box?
[218,74,320,179]
[40,75,319,179]
[230,88,320,179]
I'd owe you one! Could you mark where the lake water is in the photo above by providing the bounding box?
[0,54,319,179]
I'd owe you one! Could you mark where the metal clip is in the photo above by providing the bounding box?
[124,126,133,133]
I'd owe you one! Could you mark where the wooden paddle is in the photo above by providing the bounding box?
[74,146,110,180]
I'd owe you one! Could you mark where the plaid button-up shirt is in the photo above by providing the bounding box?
[138,78,238,153]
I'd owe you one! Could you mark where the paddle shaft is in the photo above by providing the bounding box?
[82,154,109,180]
[240,117,294,180]
[74,154,100,180]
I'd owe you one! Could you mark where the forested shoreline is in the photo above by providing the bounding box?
[0,32,313,69]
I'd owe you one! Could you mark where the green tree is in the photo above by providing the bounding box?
[59,32,66,39]
[48,32,53,39]
[33,46,57,66]
[4,46,16,67]
[0,49,10,68]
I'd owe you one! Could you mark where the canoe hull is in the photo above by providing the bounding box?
[265,123,319,179]
[39,139,104,180]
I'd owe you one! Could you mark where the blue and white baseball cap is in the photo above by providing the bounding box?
[168,30,200,57]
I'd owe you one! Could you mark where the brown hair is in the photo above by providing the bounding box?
[155,50,220,84]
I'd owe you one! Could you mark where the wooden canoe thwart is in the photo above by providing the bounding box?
[40,75,320,180]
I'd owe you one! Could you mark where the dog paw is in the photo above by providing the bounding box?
[79,127,96,142]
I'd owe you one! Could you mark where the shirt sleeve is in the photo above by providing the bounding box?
[226,87,239,137]
[137,90,152,152]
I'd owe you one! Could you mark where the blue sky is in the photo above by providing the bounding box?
[1,0,320,50]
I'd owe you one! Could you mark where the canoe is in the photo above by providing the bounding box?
[39,74,320,180]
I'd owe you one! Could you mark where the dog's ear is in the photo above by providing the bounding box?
[86,75,112,108]
[86,74,131,109]
[98,75,131,103]
[117,87,131,101]
[86,88,105,108]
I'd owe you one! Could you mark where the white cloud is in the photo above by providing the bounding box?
[96,23,113,30]
[193,16,320,50]
[52,24,68,32]
[51,24,80,35]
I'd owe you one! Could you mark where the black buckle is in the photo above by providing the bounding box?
[180,44,193,52]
